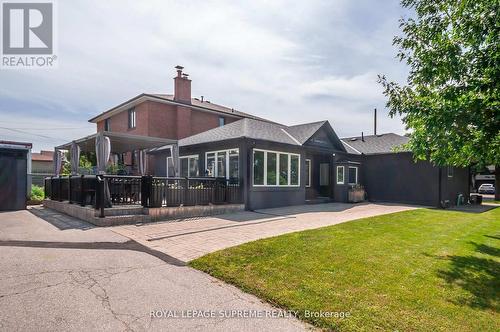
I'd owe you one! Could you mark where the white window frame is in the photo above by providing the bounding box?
[179,154,199,177]
[205,148,239,179]
[336,166,345,184]
[348,166,358,185]
[305,159,311,187]
[128,108,136,129]
[252,148,300,187]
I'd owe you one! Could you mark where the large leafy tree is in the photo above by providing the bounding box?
[379,0,500,199]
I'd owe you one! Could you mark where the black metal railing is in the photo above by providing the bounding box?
[105,175,142,205]
[44,175,243,216]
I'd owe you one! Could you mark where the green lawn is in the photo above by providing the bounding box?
[190,208,500,331]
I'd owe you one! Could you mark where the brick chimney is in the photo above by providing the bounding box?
[173,65,191,103]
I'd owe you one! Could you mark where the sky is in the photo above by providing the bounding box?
[0,0,411,152]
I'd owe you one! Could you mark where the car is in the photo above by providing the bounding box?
[478,183,495,194]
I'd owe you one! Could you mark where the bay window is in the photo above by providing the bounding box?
[253,149,300,187]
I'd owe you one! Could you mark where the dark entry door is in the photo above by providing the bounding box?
[0,149,27,210]
[319,162,330,197]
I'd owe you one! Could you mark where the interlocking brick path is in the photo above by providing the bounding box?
[112,203,419,262]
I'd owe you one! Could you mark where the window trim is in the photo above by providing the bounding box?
[104,118,110,131]
[128,108,136,129]
[205,148,239,180]
[252,148,300,187]
[348,166,358,185]
[336,166,345,184]
[179,154,199,177]
[305,159,311,187]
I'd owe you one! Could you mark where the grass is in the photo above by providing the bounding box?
[190,208,500,331]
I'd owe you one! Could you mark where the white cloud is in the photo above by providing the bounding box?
[0,0,409,152]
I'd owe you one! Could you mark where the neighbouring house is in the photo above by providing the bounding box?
[31,150,54,186]
[46,66,469,220]
[0,140,32,210]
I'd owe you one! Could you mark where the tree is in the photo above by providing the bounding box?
[378,0,500,199]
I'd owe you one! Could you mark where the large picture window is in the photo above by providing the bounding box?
[253,149,300,187]
[205,149,239,179]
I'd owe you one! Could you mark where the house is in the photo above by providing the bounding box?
[340,133,470,207]
[49,66,469,214]
[31,150,54,186]
[0,140,32,210]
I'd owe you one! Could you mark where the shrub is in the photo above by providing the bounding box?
[30,185,45,201]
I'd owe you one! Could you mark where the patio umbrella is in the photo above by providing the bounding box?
[138,150,147,176]
[53,149,64,176]
[95,133,111,207]
[95,133,111,174]
[170,144,179,177]
[70,142,80,175]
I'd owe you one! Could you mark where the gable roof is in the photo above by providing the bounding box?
[285,121,327,144]
[179,118,347,152]
[340,133,409,155]
[88,93,276,124]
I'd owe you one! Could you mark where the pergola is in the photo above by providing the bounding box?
[54,131,179,176]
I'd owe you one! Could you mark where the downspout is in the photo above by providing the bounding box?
[438,167,442,208]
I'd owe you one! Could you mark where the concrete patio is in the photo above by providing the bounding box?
[111,202,420,262]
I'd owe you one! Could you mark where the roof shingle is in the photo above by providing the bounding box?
[340,133,409,154]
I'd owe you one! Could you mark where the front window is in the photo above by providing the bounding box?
[128,108,136,129]
[305,159,311,187]
[348,166,358,184]
[253,149,300,187]
[219,117,225,127]
[336,166,344,184]
[104,118,110,131]
[205,149,239,179]
[180,155,199,177]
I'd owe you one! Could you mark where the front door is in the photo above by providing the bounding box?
[319,163,330,197]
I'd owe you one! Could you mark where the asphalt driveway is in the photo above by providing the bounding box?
[0,208,308,332]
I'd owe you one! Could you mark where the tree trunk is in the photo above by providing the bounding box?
[496,165,500,200]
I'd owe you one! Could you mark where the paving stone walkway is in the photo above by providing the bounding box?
[111,202,419,262]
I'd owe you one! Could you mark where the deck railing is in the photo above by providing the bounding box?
[44,175,243,216]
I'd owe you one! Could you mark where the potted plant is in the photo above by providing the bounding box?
[348,184,365,203]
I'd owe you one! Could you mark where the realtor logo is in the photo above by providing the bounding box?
[1,1,57,68]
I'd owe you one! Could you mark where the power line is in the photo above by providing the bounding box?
[0,127,68,142]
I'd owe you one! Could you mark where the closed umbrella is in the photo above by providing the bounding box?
[138,150,147,176]
[95,133,111,174]
[53,149,64,176]
[70,142,80,175]
[95,133,111,207]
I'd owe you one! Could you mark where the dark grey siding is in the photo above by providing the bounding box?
[441,166,470,205]
[362,152,440,206]
[0,148,28,210]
